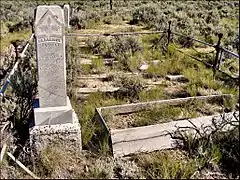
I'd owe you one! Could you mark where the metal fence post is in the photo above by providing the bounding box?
[213,33,223,78]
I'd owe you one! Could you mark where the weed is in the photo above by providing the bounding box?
[0,21,9,38]
[92,57,105,74]
[132,105,182,127]
[35,144,114,179]
[139,85,167,101]
[127,100,222,128]
[151,49,163,60]
[187,84,199,97]
[127,53,143,72]
[146,61,167,78]
[39,145,67,176]
[80,64,92,75]
[133,150,198,179]
[171,111,240,177]
[74,92,126,147]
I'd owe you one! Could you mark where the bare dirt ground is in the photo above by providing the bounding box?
[75,22,146,34]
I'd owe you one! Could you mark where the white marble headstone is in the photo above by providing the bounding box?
[35,5,67,108]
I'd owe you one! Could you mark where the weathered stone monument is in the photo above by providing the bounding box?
[64,4,70,29]
[30,5,81,155]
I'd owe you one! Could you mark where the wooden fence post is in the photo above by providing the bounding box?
[213,33,223,78]
[12,41,21,63]
[217,49,223,70]
[110,0,113,10]
[166,21,172,52]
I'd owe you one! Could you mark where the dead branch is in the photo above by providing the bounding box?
[0,143,7,161]
[7,152,40,179]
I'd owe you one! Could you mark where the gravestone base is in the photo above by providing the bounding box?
[30,109,82,161]
[34,96,73,126]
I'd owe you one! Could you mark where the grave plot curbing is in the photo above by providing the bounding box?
[93,94,236,157]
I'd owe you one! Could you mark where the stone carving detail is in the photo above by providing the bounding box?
[38,17,60,33]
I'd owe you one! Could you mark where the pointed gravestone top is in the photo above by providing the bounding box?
[35,5,64,26]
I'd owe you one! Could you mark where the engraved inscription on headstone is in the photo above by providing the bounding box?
[35,6,67,108]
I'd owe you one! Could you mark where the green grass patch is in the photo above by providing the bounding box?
[73,92,126,147]
[103,99,225,129]
[133,150,198,179]
[139,85,167,101]
[132,105,183,127]
[131,100,211,127]
[92,57,105,74]
[127,52,144,72]
[0,30,31,53]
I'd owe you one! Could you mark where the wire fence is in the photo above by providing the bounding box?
[1,21,239,97]
[67,30,165,37]
[66,21,239,80]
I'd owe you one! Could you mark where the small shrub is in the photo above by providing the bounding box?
[70,10,101,29]
[103,15,122,25]
[9,52,37,143]
[111,36,142,56]
[171,111,240,177]
[113,74,144,102]
[86,38,113,58]
[127,53,143,72]
[8,20,32,33]
[132,3,160,28]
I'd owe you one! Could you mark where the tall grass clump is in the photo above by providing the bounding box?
[73,92,125,148]
[133,150,198,179]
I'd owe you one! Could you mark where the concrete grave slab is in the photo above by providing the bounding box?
[166,75,188,82]
[111,112,238,157]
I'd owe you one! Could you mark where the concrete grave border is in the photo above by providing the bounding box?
[94,94,235,157]
[76,72,185,97]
